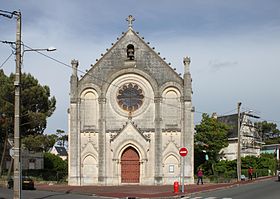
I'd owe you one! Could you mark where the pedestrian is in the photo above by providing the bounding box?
[248,167,253,180]
[197,168,204,185]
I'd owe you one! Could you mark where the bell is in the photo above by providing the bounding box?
[127,48,134,60]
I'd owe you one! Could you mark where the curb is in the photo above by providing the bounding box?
[35,176,275,199]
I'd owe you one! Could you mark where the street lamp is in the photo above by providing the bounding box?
[22,47,57,62]
[24,46,57,52]
[15,46,56,198]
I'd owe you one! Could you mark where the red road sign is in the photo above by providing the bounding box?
[179,147,188,157]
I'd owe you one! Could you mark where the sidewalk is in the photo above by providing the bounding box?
[35,176,274,199]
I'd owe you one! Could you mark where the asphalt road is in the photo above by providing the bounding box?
[1,178,279,199]
[0,188,113,199]
[186,178,280,199]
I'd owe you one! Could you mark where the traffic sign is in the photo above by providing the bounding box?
[179,147,188,157]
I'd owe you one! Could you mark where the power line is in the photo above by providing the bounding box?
[221,108,238,116]
[21,44,280,125]
[22,43,187,110]
[0,52,14,69]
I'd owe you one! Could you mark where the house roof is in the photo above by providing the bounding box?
[78,16,183,89]
[217,113,245,138]
[54,146,68,156]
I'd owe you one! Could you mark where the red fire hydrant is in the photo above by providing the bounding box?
[173,181,179,193]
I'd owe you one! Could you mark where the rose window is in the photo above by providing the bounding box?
[117,83,144,112]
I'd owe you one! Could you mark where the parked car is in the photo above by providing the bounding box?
[7,176,35,190]
[277,170,280,181]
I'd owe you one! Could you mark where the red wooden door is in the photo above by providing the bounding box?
[121,147,140,183]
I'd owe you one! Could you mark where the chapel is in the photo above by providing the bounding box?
[68,15,194,185]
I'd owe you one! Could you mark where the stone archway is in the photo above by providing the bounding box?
[121,147,140,183]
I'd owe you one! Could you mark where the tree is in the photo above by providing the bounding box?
[44,152,67,172]
[43,152,68,181]
[0,69,14,138]
[22,134,58,152]
[0,70,56,137]
[56,129,68,147]
[0,70,15,171]
[195,113,230,174]
[255,121,280,143]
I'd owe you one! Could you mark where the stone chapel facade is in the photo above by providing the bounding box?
[68,16,194,186]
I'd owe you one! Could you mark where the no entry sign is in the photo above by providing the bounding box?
[179,147,188,157]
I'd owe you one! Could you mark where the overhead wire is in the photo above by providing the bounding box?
[3,43,198,115]
[20,44,280,125]
[0,40,16,69]
[0,52,14,69]
[1,29,279,129]
[221,108,238,116]
[22,43,190,111]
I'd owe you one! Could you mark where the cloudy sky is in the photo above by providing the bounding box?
[1,0,280,134]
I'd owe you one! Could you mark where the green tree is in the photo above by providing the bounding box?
[0,70,56,137]
[195,113,230,174]
[255,121,280,142]
[203,154,276,180]
[46,134,59,149]
[0,70,15,167]
[22,134,58,152]
[44,152,67,172]
[0,69,14,152]
[56,129,68,147]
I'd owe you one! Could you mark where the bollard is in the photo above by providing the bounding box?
[173,181,179,193]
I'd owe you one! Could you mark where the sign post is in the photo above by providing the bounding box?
[179,147,188,193]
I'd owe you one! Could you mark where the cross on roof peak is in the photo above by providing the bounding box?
[126,15,135,29]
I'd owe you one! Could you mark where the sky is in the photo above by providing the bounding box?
[1,0,280,134]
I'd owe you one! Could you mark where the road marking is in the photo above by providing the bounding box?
[181,197,232,199]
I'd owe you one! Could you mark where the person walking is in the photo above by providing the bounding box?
[197,168,204,185]
[248,167,253,180]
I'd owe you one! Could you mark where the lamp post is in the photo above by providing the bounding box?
[1,9,56,199]
[22,47,57,62]
[14,46,56,199]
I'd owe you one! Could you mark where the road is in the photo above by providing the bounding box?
[183,178,280,199]
[1,178,279,199]
[0,188,112,199]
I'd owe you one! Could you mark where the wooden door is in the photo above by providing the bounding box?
[121,147,140,183]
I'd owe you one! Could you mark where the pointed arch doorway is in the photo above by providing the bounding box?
[121,147,140,183]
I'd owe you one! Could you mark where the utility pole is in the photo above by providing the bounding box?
[0,10,21,198]
[237,102,242,181]
[14,11,22,199]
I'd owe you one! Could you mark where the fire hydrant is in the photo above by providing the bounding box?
[173,181,179,193]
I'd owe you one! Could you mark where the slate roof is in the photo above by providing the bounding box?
[217,113,245,138]
[54,146,68,156]
[78,27,183,89]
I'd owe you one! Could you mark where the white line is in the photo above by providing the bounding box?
[205,197,217,199]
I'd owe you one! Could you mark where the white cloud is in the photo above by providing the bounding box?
[208,60,238,72]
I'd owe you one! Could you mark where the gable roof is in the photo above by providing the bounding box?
[110,120,150,143]
[78,21,183,88]
[54,146,68,156]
